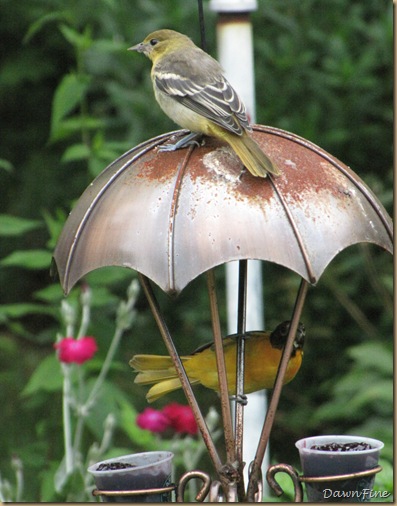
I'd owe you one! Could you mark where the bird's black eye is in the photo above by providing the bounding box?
[150,38,158,46]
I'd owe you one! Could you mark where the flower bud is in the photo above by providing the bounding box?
[54,336,98,365]
[136,408,170,433]
[162,403,198,435]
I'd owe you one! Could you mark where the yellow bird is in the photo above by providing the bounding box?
[129,29,280,178]
[130,321,305,403]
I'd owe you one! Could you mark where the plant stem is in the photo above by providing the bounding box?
[77,286,91,339]
[72,318,125,461]
[62,364,74,474]
[84,325,124,413]
[83,281,139,413]
[11,456,24,502]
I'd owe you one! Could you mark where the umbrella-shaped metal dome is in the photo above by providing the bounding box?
[53,125,393,295]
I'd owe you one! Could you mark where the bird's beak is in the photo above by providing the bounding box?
[128,42,144,53]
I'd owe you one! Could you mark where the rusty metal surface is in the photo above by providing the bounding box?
[53,126,393,295]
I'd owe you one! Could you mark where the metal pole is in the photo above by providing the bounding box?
[206,269,236,465]
[246,279,309,501]
[209,0,269,493]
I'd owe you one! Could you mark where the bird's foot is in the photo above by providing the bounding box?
[230,394,248,406]
[159,132,202,152]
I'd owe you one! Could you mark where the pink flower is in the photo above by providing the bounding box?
[136,408,170,433]
[54,336,98,364]
[162,403,198,435]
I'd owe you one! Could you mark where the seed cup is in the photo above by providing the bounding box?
[295,435,383,502]
[88,451,174,502]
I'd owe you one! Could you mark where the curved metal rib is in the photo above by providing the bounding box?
[268,175,317,283]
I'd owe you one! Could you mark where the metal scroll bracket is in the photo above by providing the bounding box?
[266,463,383,502]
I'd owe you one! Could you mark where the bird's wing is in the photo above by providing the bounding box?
[154,52,250,135]
[191,334,235,355]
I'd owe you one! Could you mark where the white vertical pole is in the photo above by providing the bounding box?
[209,0,269,494]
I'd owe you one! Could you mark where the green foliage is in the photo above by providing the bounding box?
[373,459,394,502]
[0,214,43,236]
[1,249,53,269]
[309,340,393,461]
[50,72,93,142]
[118,399,158,450]
[22,354,63,396]
[0,0,392,501]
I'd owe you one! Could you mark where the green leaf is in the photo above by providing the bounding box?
[1,249,52,270]
[0,303,56,321]
[61,143,91,163]
[50,73,91,141]
[0,214,43,237]
[51,115,104,143]
[118,399,158,450]
[22,355,63,397]
[59,24,93,51]
[91,38,129,54]
[347,342,393,376]
[83,378,127,440]
[42,208,68,248]
[88,156,108,177]
[24,12,72,43]
[40,461,62,502]
[348,381,393,413]
[373,459,394,495]
[0,159,14,172]
[33,283,65,303]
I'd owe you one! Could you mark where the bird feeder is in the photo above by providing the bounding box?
[53,126,393,501]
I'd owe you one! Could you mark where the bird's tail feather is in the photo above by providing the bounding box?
[130,354,195,401]
[134,369,174,385]
[146,377,200,403]
[227,133,280,178]
[130,355,177,384]
[130,354,174,372]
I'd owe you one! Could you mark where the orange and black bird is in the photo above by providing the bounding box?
[130,321,305,402]
[129,29,280,178]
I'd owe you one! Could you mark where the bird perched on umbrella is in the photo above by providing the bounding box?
[130,321,305,402]
[129,29,280,178]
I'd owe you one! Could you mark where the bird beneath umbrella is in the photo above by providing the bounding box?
[130,320,305,403]
[129,29,280,178]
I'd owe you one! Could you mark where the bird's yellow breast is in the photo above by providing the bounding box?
[183,334,302,394]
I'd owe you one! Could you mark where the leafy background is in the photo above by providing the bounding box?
[0,0,393,501]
